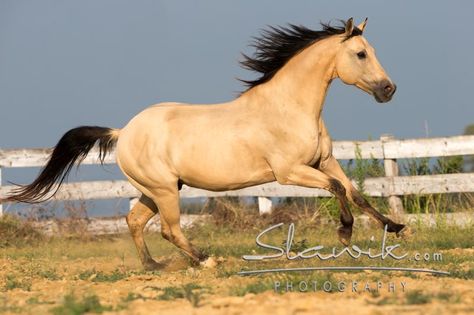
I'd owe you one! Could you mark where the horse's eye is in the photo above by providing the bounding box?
[357,51,367,59]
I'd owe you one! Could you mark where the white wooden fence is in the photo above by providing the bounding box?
[1,134,473,216]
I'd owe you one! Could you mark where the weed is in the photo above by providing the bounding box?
[37,269,61,280]
[78,269,127,282]
[231,281,274,296]
[0,215,43,248]
[373,296,398,305]
[26,296,54,305]
[157,286,185,300]
[402,272,419,279]
[405,289,432,305]
[448,268,474,280]
[51,293,111,315]
[436,291,461,303]
[283,238,309,253]
[3,275,32,291]
[183,283,203,307]
[344,144,384,193]
[55,201,93,240]
[122,292,146,302]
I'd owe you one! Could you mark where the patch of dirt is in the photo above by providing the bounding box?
[1,254,473,315]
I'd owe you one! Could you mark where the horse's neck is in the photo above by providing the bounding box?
[241,37,338,120]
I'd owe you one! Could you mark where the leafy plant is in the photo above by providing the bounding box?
[405,290,432,305]
[51,293,111,315]
[3,275,32,291]
[78,269,127,282]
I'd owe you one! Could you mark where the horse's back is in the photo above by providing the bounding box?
[116,101,274,191]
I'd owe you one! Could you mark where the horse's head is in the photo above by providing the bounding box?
[335,18,396,103]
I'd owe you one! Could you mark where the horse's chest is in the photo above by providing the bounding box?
[302,135,323,165]
[286,129,322,164]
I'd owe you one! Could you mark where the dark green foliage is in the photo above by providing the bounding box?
[405,290,432,305]
[51,293,111,315]
[464,124,474,171]
[231,281,274,296]
[401,155,467,213]
[3,275,32,291]
[344,145,385,193]
[78,269,127,282]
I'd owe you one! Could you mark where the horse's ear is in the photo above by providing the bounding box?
[357,18,368,33]
[345,17,354,35]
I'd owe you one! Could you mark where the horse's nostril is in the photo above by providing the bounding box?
[384,85,393,94]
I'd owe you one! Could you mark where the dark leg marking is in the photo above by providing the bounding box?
[328,179,353,225]
[328,179,354,246]
[328,179,346,198]
[350,189,405,233]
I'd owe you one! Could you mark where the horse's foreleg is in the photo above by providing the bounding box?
[318,156,405,234]
[126,194,163,270]
[150,187,207,264]
[273,164,354,246]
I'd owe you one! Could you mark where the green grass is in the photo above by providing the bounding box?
[446,268,474,280]
[3,274,32,291]
[51,293,112,315]
[231,280,275,296]
[2,221,472,282]
[0,209,471,315]
[405,289,432,305]
[78,269,128,282]
[369,289,462,306]
[6,218,471,278]
[37,269,61,280]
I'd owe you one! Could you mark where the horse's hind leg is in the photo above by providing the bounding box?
[126,194,164,270]
[319,156,405,235]
[150,186,207,264]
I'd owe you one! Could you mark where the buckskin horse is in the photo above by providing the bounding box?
[2,18,406,270]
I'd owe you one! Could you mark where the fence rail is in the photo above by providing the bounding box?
[1,134,474,216]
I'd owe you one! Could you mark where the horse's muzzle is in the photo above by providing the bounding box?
[374,80,396,103]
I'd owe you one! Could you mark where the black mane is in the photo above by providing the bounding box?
[239,21,362,91]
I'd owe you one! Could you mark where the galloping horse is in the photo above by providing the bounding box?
[3,18,406,270]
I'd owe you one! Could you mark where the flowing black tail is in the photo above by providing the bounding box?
[2,126,119,203]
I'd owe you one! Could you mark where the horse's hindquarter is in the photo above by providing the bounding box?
[118,102,275,191]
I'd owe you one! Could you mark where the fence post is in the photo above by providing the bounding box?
[258,196,272,215]
[129,197,139,211]
[380,134,405,217]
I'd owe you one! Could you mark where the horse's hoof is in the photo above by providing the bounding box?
[143,260,165,271]
[396,225,413,239]
[389,222,406,234]
[337,226,352,247]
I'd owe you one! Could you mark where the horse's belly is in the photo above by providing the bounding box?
[177,154,275,191]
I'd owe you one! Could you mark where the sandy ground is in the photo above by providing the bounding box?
[0,253,473,315]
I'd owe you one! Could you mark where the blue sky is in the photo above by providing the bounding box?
[1,1,473,215]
